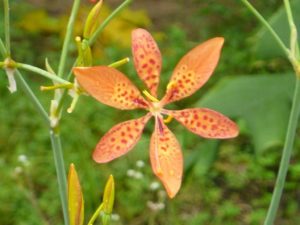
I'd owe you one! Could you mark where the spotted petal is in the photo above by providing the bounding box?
[73,66,148,110]
[132,28,162,97]
[162,37,224,104]
[93,113,151,163]
[168,108,239,139]
[150,117,183,198]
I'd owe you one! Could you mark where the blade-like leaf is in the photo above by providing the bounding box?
[254,0,300,58]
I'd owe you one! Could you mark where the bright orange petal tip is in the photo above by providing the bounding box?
[73,66,148,110]
[132,28,162,97]
[150,118,183,198]
[93,114,151,163]
[169,108,239,139]
[163,37,225,104]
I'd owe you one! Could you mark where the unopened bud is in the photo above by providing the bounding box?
[84,0,103,39]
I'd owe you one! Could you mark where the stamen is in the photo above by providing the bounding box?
[67,93,79,114]
[142,90,159,102]
[163,115,173,124]
[40,83,73,91]
[108,57,130,68]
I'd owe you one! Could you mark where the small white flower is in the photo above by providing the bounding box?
[149,181,160,191]
[18,154,27,163]
[136,160,145,168]
[147,201,165,211]
[156,202,165,210]
[133,171,143,179]
[111,213,120,221]
[18,154,29,166]
[14,166,23,175]
[126,169,136,177]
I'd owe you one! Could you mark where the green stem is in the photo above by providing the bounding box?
[17,63,71,84]
[3,0,11,56]
[0,38,7,57]
[50,130,69,225]
[0,42,49,124]
[87,203,104,225]
[57,0,81,77]
[88,0,133,45]
[15,70,50,124]
[264,78,300,224]
[240,0,290,57]
[283,0,299,60]
[284,0,295,28]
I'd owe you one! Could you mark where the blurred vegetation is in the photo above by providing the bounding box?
[1,0,300,225]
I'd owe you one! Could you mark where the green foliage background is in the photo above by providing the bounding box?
[0,0,300,225]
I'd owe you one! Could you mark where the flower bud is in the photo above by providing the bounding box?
[102,175,115,215]
[84,0,103,39]
[68,163,84,225]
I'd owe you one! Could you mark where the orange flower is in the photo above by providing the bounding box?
[73,29,239,198]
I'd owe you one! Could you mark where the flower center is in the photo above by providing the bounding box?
[142,89,173,124]
[142,90,162,115]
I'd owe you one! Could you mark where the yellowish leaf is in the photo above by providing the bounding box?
[68,163,84,225]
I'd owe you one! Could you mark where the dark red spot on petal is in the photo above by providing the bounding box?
[149,59,155,65]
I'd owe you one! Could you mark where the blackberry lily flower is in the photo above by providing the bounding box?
[73,29,239,198]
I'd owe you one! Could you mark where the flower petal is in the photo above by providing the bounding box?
[150,117,183,198]
[93,113,151,163]
[162,37,224,104]
[73,66,148,110]
[168,108,239,139]
[132,28,162,97]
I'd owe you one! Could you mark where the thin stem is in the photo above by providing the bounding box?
[87,203,104,225]
[15,70,50,124]
[283,0,299,59]
[50,130,69,225]
[57,0,81,77]
[3,0,11,56]
[88,0,133,45]
[284,0,295,28]
[0,38,7,57]
[240,0,290,57]
[17,63,71,84]
[0,40,49,123]
[264,78,300,224]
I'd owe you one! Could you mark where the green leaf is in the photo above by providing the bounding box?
[184,140,219,177]
[253,0,300,58]
[198,74,294,153]
[68,164,84,225]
